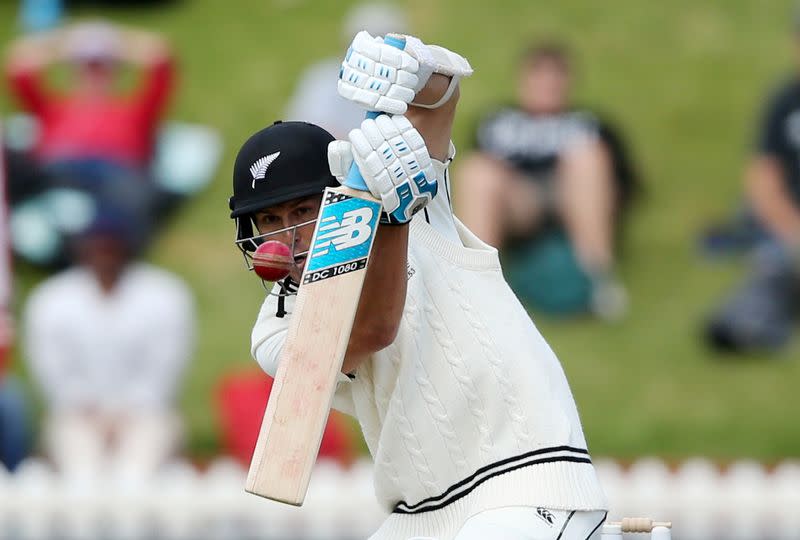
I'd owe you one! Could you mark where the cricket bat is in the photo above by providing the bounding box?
[246,35,407,505]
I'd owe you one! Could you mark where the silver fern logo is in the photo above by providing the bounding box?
[250,151,281,188]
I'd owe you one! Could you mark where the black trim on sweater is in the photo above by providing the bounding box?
[392,445,592,515]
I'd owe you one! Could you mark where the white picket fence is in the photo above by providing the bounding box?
[1,457,799,540]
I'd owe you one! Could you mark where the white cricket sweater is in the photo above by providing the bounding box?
[251,189,607,540]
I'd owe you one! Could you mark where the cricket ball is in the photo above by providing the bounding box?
[253,240,293,282]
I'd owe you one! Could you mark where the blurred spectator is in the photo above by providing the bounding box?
[705,41,800,352]
[456,43,638,319]
[283,2,408,139]
[6,21,173,167]
[22,208,194,479]
[0,363,31,472]
[0,135,30,472]
[216,369,357,467]
[4,21,176,260]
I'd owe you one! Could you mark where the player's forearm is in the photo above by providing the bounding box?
[406,74,459,161]
[338,72,458,374]
[746,156,800,247]
[343,224,409,374]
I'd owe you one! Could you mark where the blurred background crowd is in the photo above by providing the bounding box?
[1,0,799,536]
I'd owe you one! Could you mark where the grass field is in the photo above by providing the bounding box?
[2,0,799,460]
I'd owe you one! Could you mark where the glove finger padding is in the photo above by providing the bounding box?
[350,31,419,71]
[338,31,421,115]
[342,115,438,224]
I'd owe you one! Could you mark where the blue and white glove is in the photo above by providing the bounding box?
[338,31,421,115]
[328,115,437,224]
[338,31,474,114]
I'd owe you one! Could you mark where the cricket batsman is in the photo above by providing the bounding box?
[229,32,608,539]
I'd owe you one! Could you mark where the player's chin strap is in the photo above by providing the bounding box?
[275,277,299,317]
[402,36,474,110]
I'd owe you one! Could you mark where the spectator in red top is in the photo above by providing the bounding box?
[6,21,174,168]
[4,21,177,265]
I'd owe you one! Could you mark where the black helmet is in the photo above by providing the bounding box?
[229,121,338,255]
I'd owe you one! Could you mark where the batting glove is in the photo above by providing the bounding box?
[339,31,474,114]
[328,115,438,224]
[338,31,423,115]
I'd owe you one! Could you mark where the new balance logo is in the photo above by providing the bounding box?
[250,152,281,188]
[312,207,374,257]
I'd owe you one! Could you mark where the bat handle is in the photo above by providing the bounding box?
[343,34,407,191]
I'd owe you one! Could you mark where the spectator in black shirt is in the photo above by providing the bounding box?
[748,80,800,241]
[456,43,637,319]
[706,76,800,352]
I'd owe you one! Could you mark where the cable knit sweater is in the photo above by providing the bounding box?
[251,190,607,540]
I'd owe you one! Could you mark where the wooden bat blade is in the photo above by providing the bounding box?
[246,186,381,505]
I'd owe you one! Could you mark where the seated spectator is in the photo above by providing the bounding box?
[705,65,800,352]
[4,21,176,259]
[23,208,194,479]
[456,43,637,319]
[283,2,408,139]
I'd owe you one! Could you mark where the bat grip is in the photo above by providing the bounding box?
[343,34,407,191]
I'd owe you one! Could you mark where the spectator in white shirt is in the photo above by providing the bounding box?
[23,208,194,479]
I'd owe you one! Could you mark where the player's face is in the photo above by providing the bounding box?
[519,58,571,114]
[253,195,322,281]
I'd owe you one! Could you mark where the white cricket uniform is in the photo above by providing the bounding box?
[251,171,608,540]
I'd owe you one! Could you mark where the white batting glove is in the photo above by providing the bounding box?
[328,115,437,224]
[338,31,421,115]
[339,31,474,114]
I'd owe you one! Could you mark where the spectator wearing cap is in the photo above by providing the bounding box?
[22,208,194,478]
[5,20,174,169]
[283,2,408,139]
[4,21,176,259]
